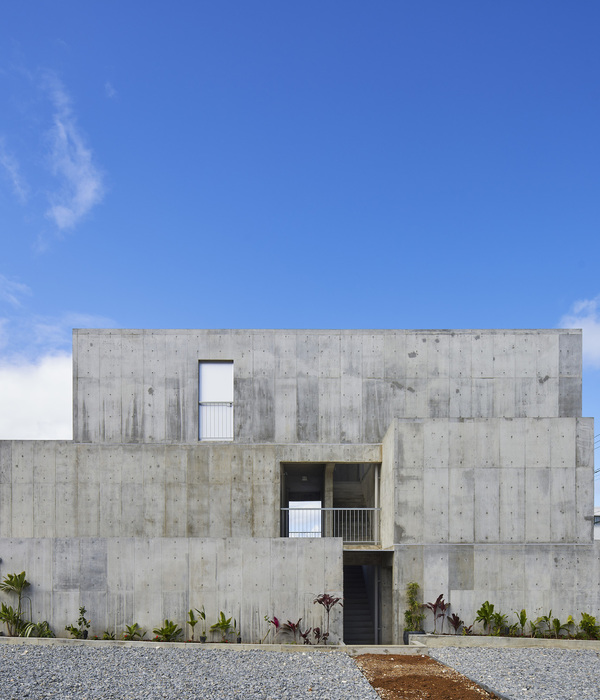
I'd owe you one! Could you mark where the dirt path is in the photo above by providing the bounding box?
[354,654,502,700]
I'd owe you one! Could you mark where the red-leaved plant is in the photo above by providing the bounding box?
[261,615,281,643]
[313,593,343,645]
[281,618,302,643]
[425,594,448,634]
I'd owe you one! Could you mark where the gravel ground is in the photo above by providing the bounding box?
[0,645,380,700]
[429,647,600,700]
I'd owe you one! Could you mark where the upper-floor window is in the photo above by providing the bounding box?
[199,361,233,440]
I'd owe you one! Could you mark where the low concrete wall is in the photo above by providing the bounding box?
[0,537,343,643]
[410,633,600,650]
[394,542,600,641]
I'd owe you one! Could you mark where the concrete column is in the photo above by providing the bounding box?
[324,463,335,537]
[374,463,380,545]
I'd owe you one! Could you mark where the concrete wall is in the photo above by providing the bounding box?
[382,417,594,546]
[393,542,600,640]
[1,327,593,645]
[0,441,379,539]
[73,329,582,445]
[0,537,343,642]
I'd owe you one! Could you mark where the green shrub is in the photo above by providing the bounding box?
[153,619,182,642]
[403,582,425,632]
[474,601,495,635]
[65,606,91,639]
[579,612,600,640]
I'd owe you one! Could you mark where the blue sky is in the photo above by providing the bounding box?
[0,2,599,500]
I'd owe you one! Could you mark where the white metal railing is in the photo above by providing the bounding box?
[280,508,380,545]
[199,402,233,440]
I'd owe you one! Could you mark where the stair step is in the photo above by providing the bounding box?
[343,565,375,645]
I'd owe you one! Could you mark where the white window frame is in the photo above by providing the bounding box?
[198,361,234,441]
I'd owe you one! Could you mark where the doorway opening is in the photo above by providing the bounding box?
[343,551,393,645]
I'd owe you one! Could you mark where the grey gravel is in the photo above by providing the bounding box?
[0,645,379,700]
[429,647,600,700]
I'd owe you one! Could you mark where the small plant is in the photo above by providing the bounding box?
[296,623,330,646]
[490,611,508,636]
[313,593,343,645]
[0,571,31,636]
[550,617,569,639]
[153,619,182,642]
[425,594,448,634]
[262,615,281,643]
[233,618,241,642]
[461,623,473,635]
[0,603,24,637]
[507,622,519,637]
[187,609,199,641]
[579,612,600,640]
[102,630,115,640]
[447,613,463,634]
[474,601,495,635]
[529,617,542,638]
[514,609,528,637]
[123,623,146,641]
[22,620,55,638]
[403,582,425,632]
[534,610,553,638]
[210,611,234,642]
[196,606,207,639]
[300,626,313,644]
[66,606,91,639]
[281,618,302,643]
[312,626,327,645]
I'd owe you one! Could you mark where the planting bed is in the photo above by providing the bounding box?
[355,654,501,700]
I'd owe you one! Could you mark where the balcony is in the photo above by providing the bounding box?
[199,401,233,440]
[281,507,380,545]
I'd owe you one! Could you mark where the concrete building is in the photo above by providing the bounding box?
[0,329,599,643]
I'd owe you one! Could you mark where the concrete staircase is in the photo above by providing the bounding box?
[343,566,375,644]
[333,482,366,508]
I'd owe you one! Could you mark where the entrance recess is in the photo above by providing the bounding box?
[342,551,393,645]
[343,565,378,644]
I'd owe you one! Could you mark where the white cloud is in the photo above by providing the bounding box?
[0,271,116,362]
[0,138,29,203]
[0,273,32,308]
[0,311,115,364]
[32,311,115,351]
[105,81,116,99]
[43,73,105,231]
[0,354,72,439]
[560,296,600,368]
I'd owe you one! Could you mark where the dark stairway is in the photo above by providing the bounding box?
[343,565,375,644]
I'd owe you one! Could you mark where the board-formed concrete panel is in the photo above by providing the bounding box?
[395,542,600,637]
[72,329,582,444]
[384,417,592,546]
[0,441,381,539]
[0,537,343,642]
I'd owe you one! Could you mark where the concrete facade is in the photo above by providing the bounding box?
[0,329,598,642]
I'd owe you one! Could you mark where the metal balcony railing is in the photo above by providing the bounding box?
[199,402,233,440]
[280,507,380,545]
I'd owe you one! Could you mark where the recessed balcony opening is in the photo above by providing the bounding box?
[280,463,380,545]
